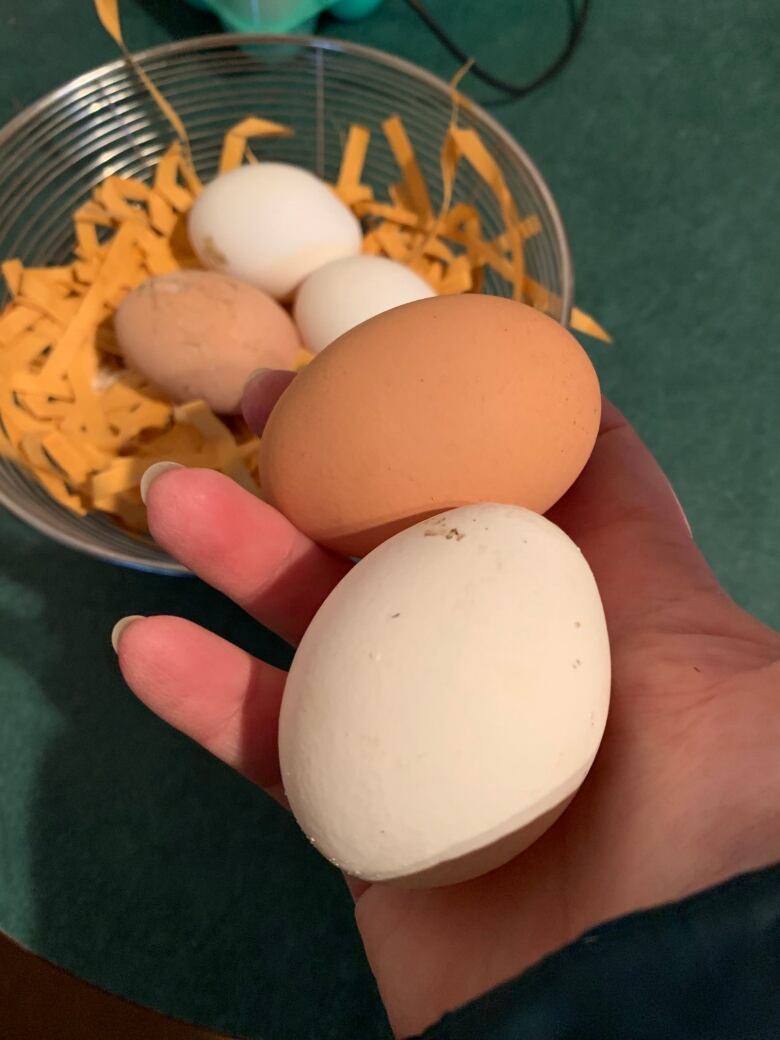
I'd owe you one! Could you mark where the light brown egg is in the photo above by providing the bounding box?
[115,270,301,414]
[260,294,601,557]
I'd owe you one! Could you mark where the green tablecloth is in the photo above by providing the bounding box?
[0,2,777,1037]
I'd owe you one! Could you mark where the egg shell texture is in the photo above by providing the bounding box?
[187,162,362,299]
[115,270,301,414]
[260,294,601,557]
[279,503,611,886]
[293,254,435,354]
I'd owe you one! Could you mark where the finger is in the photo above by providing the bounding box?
[145,468,351,645]
[547,399,719,639]
[117,618,383,899]
[116,615,285,794]
[241,368,296,434]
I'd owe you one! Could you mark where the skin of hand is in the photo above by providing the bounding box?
[115,373,780,1038]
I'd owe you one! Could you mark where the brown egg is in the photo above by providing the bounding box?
[260,294,601,556]
[115,270,301,414]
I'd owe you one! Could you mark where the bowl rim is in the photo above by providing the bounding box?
[0,31,574,576]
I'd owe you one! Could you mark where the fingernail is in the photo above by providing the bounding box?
[111,615,145,653]
[140,461,184,505]
[665,479,693,538]
[245,367,271,387]
[241,369,296,433]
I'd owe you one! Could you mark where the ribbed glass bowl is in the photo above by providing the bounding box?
[0,33,573,575]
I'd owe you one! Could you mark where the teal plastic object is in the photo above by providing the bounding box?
[185,0,382,34]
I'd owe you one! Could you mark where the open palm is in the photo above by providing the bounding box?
[117,391,780,1037]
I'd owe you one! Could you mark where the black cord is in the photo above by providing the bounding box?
[401,0,591,100]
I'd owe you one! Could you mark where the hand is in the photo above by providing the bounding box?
[115,376,780,1037]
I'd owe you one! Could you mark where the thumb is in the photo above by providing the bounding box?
[241,368,296,434]
[546,400,725,643]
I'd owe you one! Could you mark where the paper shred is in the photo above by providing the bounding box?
[0,336,50,381]
[0,304,40,344]
[335,124,373,205]
[417,234,455,264]
[447,126,524,299]
[37,223,136,387]
[90,456,158,499]
[437,255,473,295]
[16,270,72,318]
[492,215,542,251]
[153,143,194,213]
[382,115,432,222]
[386,184,404,210]
[32,468,89,515]
[218,117,294,174]
[15,394,71,422]
[177,155,203,198]
[147,192,176,237]
[410,257,444,290]
[93,0,123,46]
[96,177,148,226]
[11,370,72,401]
[569,307,613,343]
[22,266,77,290]
[360,230,383,256]
[135,226,178,276]
[294,349,315,372]
[37,430,94,485]
[355,200,424,229]
[135,423,202,458]
[373,222,413,262]
[74,200,113,227]
[94,0,192,158]
[173,400,235,443]
[2,259,23,296]
[19,431,59,472]
[3,387,50,432]
[74,222,102,262]
[480,242,515,282]
[522,274,554,314]
[100,370,151,411]
[67,342,113,444]
[219,132,257,174]
[114,398,172,444]
[99,492,148,532]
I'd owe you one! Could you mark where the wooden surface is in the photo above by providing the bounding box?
[0,929,232,1039]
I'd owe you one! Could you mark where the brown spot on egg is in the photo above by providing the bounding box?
[424,525,464,540]
[202,235,227,267]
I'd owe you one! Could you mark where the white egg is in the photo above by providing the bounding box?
[279,503,611,887]
[188,163,362,300]
[293,255,436,354]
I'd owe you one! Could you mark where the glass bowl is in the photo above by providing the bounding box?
[0,33,573,575]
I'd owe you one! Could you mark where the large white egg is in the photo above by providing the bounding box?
[188,163,362,299]
[279,503,611,887]
[293,255,436,354]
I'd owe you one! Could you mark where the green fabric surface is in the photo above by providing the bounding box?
[0,2,778,1038]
